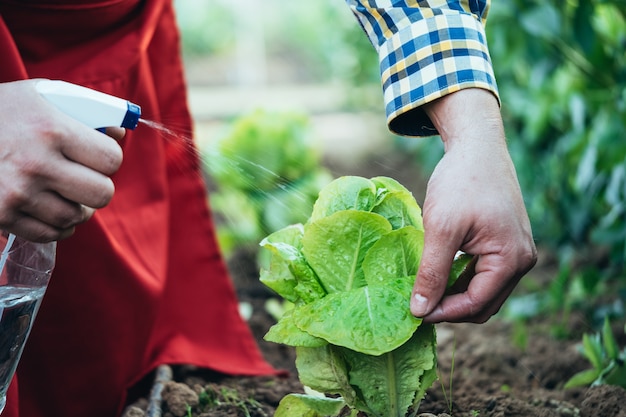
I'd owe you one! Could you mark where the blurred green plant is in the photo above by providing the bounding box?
[262,2,379,87]
[565,317,626,389]
[174,0,235,55]
[202,109,333,256]
[174,0,382,109]
[486,0,626,321]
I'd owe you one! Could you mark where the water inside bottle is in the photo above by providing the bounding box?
[0,286,46,414]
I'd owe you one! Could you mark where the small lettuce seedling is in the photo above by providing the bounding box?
[565,317,626,389]
[259,176,470,417]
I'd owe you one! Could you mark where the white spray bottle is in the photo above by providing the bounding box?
[35,79,141,131]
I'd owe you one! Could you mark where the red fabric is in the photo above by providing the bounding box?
[3,378,18,416]
[0,1,277,416]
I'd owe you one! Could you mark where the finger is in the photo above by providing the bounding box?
[20,191,94,230]
[46,162,116,209]
[423,277,518,323]
[7,215,78,243]
[411,230,460,317]
[422,254,520,323]
[55,120,124,176]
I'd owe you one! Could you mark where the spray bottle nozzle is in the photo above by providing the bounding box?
[36,80,142,130]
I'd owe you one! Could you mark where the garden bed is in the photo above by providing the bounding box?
[121,248,625,417]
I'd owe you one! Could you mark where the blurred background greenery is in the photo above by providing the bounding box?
[174,0,625,334]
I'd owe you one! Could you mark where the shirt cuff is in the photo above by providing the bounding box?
[379,12,499,137]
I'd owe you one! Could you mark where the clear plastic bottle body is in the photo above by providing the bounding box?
[0,235,55,415]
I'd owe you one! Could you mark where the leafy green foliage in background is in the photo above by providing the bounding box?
[485,0,626,323]
[565,317,626,389]
[175,0,378,84]
[261,2,379,87]
[174,0,235,55]
[203,110,333,255]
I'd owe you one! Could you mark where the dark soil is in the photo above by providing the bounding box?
[122,151,626,417]
[122,255,626,417]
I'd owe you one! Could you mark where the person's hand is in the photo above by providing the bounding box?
[410,88,537,323]
[0,80,124,242]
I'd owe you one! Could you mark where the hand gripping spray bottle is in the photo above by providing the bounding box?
[0,80,141,414]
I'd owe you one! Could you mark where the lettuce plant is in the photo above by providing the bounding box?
[204,109,333,256]
[259,175,471,417]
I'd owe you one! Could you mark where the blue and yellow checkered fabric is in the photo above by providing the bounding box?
[346,0,499,137]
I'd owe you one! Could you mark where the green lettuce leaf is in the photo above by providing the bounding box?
[274,393,346,417]
[372,190,424,231]
[341,324,436,417]
[302,210,392,293]
[309,176,378,221]
[292,282,421,355]
[295,345,356,403]
[411,325,438,411]
[447,252,477,289]
[362,227,424,286]
[370,176,409,193]
[259,264,297,303]
[370,176,423,230]
[264,309,328,348]
[260,224,326,303]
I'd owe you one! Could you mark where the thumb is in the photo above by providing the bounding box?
[411,235,457,317]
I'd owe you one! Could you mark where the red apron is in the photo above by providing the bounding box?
[0,1,277,416]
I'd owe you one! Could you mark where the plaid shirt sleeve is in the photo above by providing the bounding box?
[346,0,499,137]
